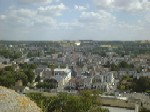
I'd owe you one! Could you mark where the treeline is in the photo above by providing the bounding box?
[0,50,22,59]
[103,61,134,71]
[0,63,36,87]
[27,90,109,112]
[140,108,150,112]
[91,42,150,57]
[36,79,57,90]
[27,51,41,58]
[47,64,66,69]
[132,77,150,92]
[118,76,150,92]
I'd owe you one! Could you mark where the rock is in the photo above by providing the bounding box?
[0,86,42,112]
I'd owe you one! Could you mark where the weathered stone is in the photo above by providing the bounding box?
[0,86,42,112]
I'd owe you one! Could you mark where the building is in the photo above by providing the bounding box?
[52,66,72,92]
[92,72,115,92]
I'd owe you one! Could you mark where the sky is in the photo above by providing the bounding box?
[0,0,150,40]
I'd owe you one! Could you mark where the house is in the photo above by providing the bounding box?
[35,68,44,77]
[35,66,52,82]
[0,57,10,64]
[52,66,72,92]
[42,68,52,79]
[83,77,93,89]
[68,78,76,89]
[134,72,150,79]
[92,72,115,92]
[75,75,85,90]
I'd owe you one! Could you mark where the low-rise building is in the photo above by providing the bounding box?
[92,72,115,92]
[52,67,72,92]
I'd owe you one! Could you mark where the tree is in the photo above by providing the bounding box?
[48,64,58,69]
[119,61,128,68]
[111,63,118,71]
[24,70,35,83]
[118,85,126,90]
[140,108,150,112]
[19,63,28,70]
[5,66,15,71]
[89,107,109,112]
[29,64,37,69]
[133,77,150,92]
[19,63,37,70]
[0,50,21,59]
[15,71,28,86]
[0,71,15,87]
[35,75,41,82]
[26,91,108,112]
[36,79,57,90]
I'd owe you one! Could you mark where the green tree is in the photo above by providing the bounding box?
[29,64,37,69]
[5,66,15,71]
[15,71,28,86]
[35,75,41,82]
[36,79,57,90]
[27,91,108,112]
[89,107,109,112]
[119,61,128,68]
[133,77,150,92]
[111,63,118,71]
[0,50,21,59]
[24,70,35,83]
[140,108,150,112]
[0,71,15,87]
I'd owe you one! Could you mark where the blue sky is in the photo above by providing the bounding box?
[0,0,150,40]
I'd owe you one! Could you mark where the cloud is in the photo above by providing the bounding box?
[75,9,150,40]
[93,0,150,11]
[3,9,37,27]
[0,10,56,29]
[38,3,67,16]
[79,10,116,27]
[74,5,87,11]
[144,13,150,23]
[0,15,6,20]
[113,0,143,11]
[93,0,114,8]
[16,0,52,4]
[0,0,150,40]
[0,3,67,27]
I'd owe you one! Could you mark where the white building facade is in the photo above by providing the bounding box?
[92,72,115,92]
[53,67,72,91]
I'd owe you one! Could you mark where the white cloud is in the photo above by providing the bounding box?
[0,15,6,20]
[112,0,143,11]
[93,0,150,11]
[74,5,87,11]
[76,10,116,31]
[93,0,114,8]
[38,3,67,16]
[0,3,67,28]
[79,10,116,24]
[144,13,150,23]
[0,0,150,40]
[6,9,37,27]
[16,0,52,4]
[0,8,59,28]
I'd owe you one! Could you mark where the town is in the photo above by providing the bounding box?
[0,40,150,112]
